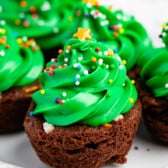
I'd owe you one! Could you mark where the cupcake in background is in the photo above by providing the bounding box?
[0,21,44,133]
[0,0,60,62]
[24,28,142,168]
[54,0,152,71]
[0,0,152,68]
[137,22,168,144]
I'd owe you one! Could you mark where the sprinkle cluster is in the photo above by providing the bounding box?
[16,0,51,28]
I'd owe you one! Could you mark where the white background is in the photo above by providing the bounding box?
[0,1,168,168]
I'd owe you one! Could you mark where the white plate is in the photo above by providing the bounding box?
[0,0,168,168]
[0,121,168,168]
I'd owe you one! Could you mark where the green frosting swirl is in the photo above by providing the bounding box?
[0,0,59,49]
[50,1,152,70]
[0,21,44,92]
[31,34,138,126]
[139,22,168,99]
[0,0,152,70]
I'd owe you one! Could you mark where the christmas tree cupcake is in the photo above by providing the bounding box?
[0,0,152,67]
[24,28,142,168]
[0,21,44,133]
[54,0,152,71]
[137,22,168,143]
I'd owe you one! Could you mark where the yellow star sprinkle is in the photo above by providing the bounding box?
[162,23,167,29]
[83,0,99,5]
[73,28,92,41]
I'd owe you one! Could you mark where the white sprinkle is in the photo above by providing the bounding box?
[114,114,124,121]
[73,63,78,68]
[119,65,124,70]
[106,64,109,69]
[66,49,70,54]
[22,36,28,42]
[86,3,92,8]
[122,83,126,87]
[75,81,80,86]
[64,58,69,62]
[98,51,103,56]
[100,20,109,26]
[116,14,122,20]
[165,83,168,88]
[104,51,108,56]
[0,20,5,25]
[41,1,51,11]
[76,74,80,78]
[43,122,54,134]
[83,70,89,75]
[0,50,5,56]
[78,56,83,61]
[62,92,67,97]
[116,55,121,61]
[98,59,103,65]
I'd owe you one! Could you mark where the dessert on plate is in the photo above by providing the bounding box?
[24,28,142,168]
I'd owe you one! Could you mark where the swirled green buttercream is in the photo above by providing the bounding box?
[0,0,58,48]
[0,0,152,70]
[139,22,168,99]
[31,28,138,126]
[53,0,152,70]
[0,21,44,92]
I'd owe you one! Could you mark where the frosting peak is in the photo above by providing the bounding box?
[31,28,138,126]
[159,22,168,47]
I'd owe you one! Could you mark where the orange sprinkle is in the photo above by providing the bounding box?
[30,6,36,13]
[103,123,112,128]
[113,31,118,37]
[66,45,71,50]
[20,0,27,7]
[91,57,97,62]
[108,50,114,56]
[24,86,39,93]
[58,49,63,54]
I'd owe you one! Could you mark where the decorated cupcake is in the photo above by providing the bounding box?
[54,0,152,71]
[24,28,142,168]
[0,0,152,67]
[0,21,44,133]
[137,22,168,143]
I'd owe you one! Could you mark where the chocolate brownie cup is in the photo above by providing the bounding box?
[24,100,141,168]
[137,22,168,143]
[24,28,142,167]
[0,21,44,133]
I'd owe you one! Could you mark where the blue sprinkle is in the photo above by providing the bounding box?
[13,32,19,38]
[73,77,78,82]
[77,65,81,70]
[29,111,34,116]
[113,48,118,53]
